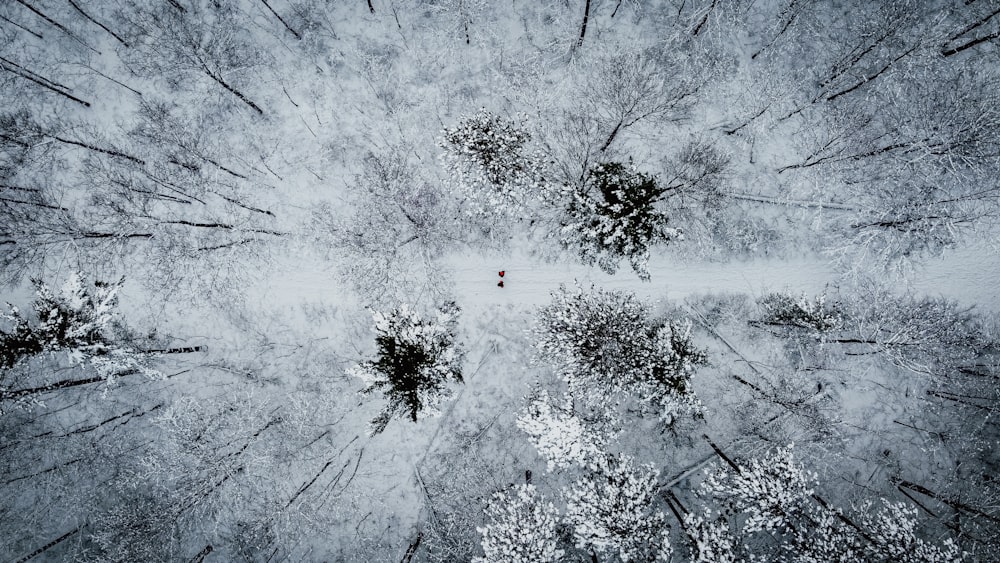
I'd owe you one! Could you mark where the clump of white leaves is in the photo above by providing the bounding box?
[533,284,706,425]
[785,504,864,562]
[515,390,610,472]
[683,509,738,563]
[858,499,964,562]
[349,302,464,435]
[561,161,680,280]
[700,444,816,534]
[473,484,563,563]
[439,108,548,216]
[565,453,673,562]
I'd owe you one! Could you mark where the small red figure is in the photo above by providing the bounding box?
[497,280,504,288]
[499,270,505,277]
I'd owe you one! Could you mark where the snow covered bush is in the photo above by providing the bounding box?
[565,453,672,562]
[350,302,464,435]
[473,484,563,563]
[515,389,611,472]
[560,161,680,280]
[0,272,158,381]
[439,108,547,215]
[700,444,817,534]
[533,284,706,425]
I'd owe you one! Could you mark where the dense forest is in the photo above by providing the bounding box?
[1,0,998,561]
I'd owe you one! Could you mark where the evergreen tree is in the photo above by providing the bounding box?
[533,284,706,425]
[350,303,464,435]
[560,161,680,280]
[1,272,158,386]
[439,108,548,215]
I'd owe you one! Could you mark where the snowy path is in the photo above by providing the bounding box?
[253,239,999,320]
[443,238,1000,312]
[443,251,837,309]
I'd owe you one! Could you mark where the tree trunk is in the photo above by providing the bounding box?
[14,0,99,54]
[13,527,80,563]
[201,66,264,115]
[401,532,423,563]
[259,0,302,39]
[692,0,717,36]
[67,0,129,46]
[578,0,591,46]
[0,57,91,107]
[50,135,146,165]
[0,14,43,39]
[188,545,213,563]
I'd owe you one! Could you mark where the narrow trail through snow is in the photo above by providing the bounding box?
[443,239,999,312]
[256,240,999,319]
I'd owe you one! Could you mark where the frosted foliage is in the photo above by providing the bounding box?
[1,272,159,381]
[515,390,607,472]
[473,484,564,563]
[786,505,864,563]
[858,500,964,562]
[758,292,843,335]
[683,510,737,563]
[701,445,816,534]
[533,285,705,424]
[561,162,680,280]
[439,108,548,215]
[349,303,464,435]
[565,453,672,562]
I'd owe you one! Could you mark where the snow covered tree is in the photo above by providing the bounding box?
[565,452,672,562]
[858,499,964,563]
[683,444,965,562]
[533,284,706,425]
[1,272,159,396]
[473,484,564,563]
[560,161,680,280]
[350,303,464,435]
[515,389,612,472]
[439,108,548,216]
[756,292,843,336]
[699,444,816,534]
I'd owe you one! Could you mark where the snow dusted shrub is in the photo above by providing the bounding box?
[533,284,706,425]
[473,484,563,563]
[700,444,817,534]
[565,453,672,562]
[439,108,547,215]
[515,389,610,471]
[560,160,680,280]
[757,292,842,335]
[0,272,159,381]
[350,302,464,435]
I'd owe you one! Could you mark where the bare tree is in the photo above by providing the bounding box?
[116,1,269,115]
